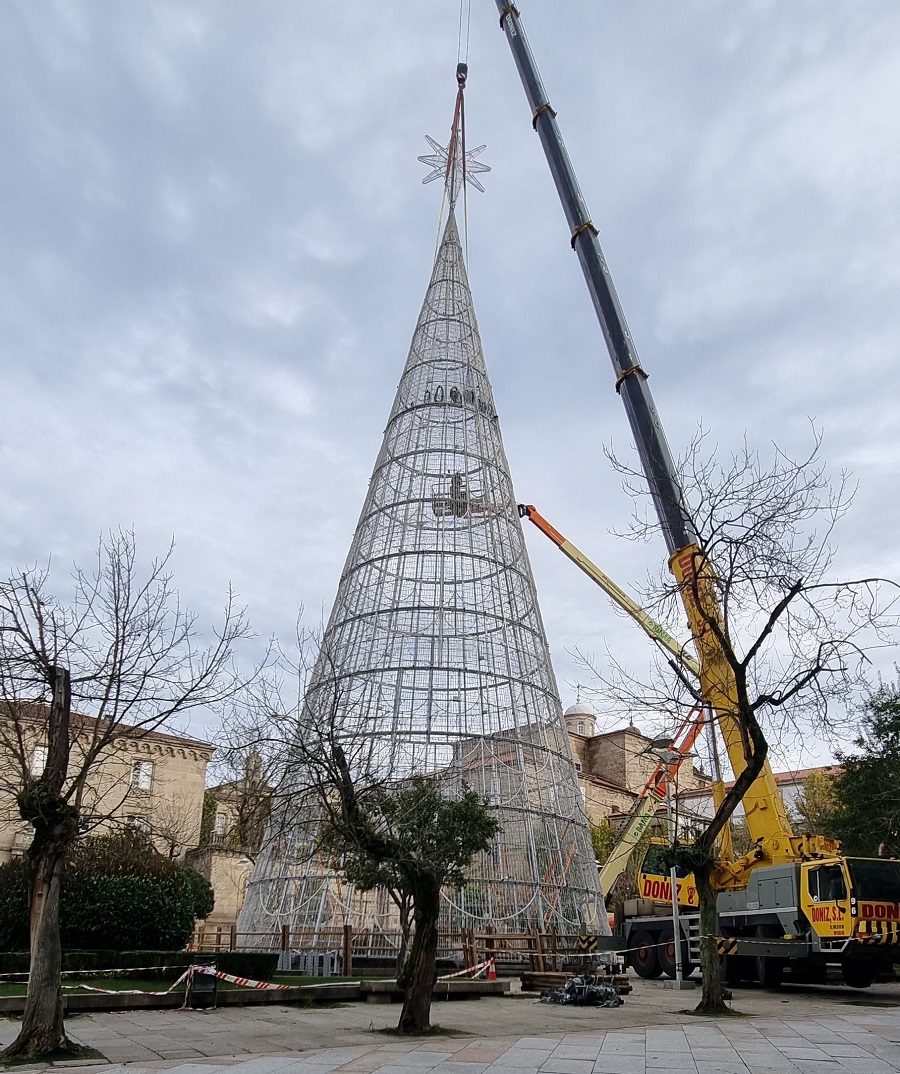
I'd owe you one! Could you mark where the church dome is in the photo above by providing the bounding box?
[564,701,596,737]
[564,701,594,718]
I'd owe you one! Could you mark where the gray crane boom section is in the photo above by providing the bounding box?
[493,3,696,556]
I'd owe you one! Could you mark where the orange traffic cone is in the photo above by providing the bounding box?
[487,958,497,981]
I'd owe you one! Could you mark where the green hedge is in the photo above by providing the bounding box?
[0,949,278,982]
[0,832,214,952]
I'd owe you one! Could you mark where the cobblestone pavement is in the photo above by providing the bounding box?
[2,980,899,1074]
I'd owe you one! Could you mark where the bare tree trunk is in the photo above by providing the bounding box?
[13,844,70,1055]
[3,667,81,1060]
[694,859,729,1015]
[397,881,440,1033]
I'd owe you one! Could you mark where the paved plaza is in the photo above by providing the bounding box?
[3,979,900,1074]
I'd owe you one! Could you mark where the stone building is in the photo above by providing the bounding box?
[561,701,712,829]
[0,705,282,934]
[185,841,255,934]
[186,760,273,932]
[0,709,213,862]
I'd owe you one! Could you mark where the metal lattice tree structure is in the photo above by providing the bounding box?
[239,72,606,943]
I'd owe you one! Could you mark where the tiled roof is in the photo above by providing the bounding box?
[1,700,213,750]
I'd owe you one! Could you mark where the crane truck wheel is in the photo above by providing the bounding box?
[658,930,693,978]
[630,930,662,979]
[841,961,875,989]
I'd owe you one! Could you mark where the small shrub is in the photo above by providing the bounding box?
[180,866,215,921]
[216,952,278,981]
[0,861,29,952]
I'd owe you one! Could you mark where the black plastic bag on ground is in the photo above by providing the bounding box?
[539,975,623,1007]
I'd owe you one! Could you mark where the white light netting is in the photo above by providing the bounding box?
[238,211,607,941]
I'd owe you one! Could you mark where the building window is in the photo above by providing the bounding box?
[578,722,585,735]
[126,814,148,831]
[131,760,153,791]
[580,786,587,804]
[574,762,582,772]
[213,812,227,838]
[30,746,48,775]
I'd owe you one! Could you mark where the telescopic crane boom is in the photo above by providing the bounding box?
[497,15,900,985]
[495,4,826,871]
[517,502,737,888]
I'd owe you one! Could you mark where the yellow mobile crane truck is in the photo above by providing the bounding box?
[496,3,900,989]
[520,502,900,987]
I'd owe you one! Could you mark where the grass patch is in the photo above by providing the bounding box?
[0,978,184,997]
[0,976,342,998]
[0,973,362,1009]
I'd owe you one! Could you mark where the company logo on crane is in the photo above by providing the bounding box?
[859,902,900,920]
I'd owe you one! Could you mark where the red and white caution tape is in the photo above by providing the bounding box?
[437,958,493,981]
[0,964,197,981]
[192,964,295,991]
[64,968,192,996]
[54,965,293,997]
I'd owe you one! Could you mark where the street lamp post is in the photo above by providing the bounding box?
[663,767,685,987]
[649,743,695,991]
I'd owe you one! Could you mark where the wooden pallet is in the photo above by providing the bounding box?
[519,972,632,995]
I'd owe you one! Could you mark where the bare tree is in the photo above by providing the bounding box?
[146,794,207,859]
[205,747,275,856]
[581,431,898,1013]
[0,532,256,1060]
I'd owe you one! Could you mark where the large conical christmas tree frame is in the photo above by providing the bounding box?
[239,78,606,944]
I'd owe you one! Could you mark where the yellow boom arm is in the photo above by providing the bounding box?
[669,546,837,869]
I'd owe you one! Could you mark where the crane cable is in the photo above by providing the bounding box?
[433,62,469,262]
[457,0,472,65]
[433,0,473,262]
[457,0,472,257]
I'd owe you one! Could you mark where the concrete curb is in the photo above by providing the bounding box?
[0,977,508,1015]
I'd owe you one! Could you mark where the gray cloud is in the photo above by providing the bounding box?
[1,0,897,768]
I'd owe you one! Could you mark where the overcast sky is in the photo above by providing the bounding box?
[2,1,898,768]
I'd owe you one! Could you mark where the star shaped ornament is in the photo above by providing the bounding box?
[418,134,490,208]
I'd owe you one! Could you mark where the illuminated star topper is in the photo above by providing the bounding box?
[418,134,490,208]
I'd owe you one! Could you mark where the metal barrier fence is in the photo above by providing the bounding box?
[191,925,591,975]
